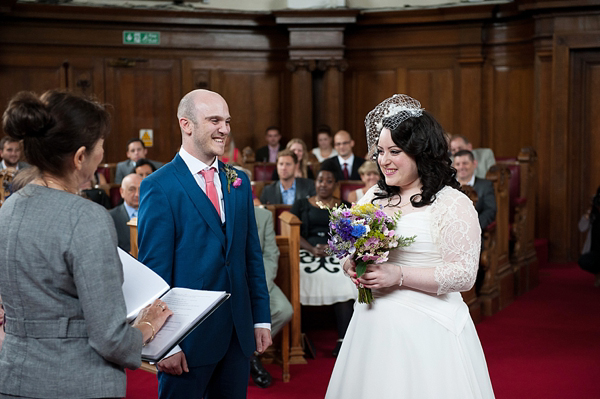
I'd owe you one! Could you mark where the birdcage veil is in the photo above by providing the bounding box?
[364,94,424,158]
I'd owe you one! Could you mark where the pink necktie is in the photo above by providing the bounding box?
[342,163,349,180]
[200,168,220,217]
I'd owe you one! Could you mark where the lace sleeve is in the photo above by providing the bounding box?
[430,187,481,295]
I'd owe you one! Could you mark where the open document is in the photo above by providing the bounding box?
[118,248,230,362]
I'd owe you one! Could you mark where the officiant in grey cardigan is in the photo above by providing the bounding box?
[0,90,172,399]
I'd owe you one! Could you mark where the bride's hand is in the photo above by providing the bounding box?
[358,263,403,289]
[343,258,359,285]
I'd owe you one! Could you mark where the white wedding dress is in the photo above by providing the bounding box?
[326,186,495,399]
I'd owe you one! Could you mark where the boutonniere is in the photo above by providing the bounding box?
[223,164,242,193]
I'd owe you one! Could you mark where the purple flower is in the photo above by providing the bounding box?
[233,177,242,188]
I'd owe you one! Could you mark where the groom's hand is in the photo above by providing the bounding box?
[157,351,189,375]
[254,328,272,354]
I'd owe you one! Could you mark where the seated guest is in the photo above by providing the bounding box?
[79,173,111,209]
[109,173,142,252]
[311,124,337,162]
[347,160,379,203]
[250,206,294,388]
[255,126,284,163]
[219,133,240,164]
[260,149,316,205]
[115,138,163,184]
[450,134,495,179]
[454,149,496,292]
[320,130,365,181]
[271,138,315,180]
[134,158,156,179]
[290,165,356,357]
[0,136,29,170]
[454,150,496,232]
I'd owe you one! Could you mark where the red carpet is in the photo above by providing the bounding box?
[126,263,600,399]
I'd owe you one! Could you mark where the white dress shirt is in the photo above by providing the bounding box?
[179,147,225,224]
[337,153,355,178]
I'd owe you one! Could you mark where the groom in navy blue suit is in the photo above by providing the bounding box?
[137,89,272,398]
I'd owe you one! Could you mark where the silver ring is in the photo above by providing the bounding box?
[158,303,166,311]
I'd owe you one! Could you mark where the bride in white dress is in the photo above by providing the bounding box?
[326,95,495,399]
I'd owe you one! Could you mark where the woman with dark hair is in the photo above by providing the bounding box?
[0,91,172,399]
[290,163,355,356]
[134,158,157,179]
[326,95,494,398]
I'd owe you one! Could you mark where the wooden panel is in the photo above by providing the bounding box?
[533,50,553,242]
[217,71,284,152]
[485,65,534,157]
[104,58,181,165]
[345,69,396,157]
[406,68,454,130]
[0,54,66,121]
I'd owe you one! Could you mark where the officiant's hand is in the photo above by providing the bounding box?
[359,263,403,289]
[133,299,173,344]
[157,351,189,375]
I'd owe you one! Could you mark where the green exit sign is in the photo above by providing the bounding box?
[123,31,160,45]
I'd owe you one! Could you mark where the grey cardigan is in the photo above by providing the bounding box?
[0,185,143,398]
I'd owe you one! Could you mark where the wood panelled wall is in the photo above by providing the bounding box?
[1,1,600,261]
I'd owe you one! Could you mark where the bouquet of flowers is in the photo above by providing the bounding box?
[323,202,416,304]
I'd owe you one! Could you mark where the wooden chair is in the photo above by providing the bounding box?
[482,164,512,313]
[251,180,272,204]
[253,162,277,181]
[497,147,538,295]
[241,146,255,172]
[336,180,365,202]
[97,163,116,184]
[263,204,292,235]
[272,211,305,381]
[108,183,122,208]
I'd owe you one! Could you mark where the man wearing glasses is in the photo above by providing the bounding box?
[320,130,366,181]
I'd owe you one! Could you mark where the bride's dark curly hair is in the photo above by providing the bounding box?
[372,110,459,207]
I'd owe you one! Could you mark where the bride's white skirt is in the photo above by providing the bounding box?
[326,289,495,399]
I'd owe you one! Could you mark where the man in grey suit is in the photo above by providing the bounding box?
[109,173,142,252]
[250,206,293,388]
[450,134,496,179]
[260,149,316,205]
[115,138,163,184]
[454,150,496,231]
[0,136,28,170]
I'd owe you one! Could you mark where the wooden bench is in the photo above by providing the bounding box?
[481,164,512,314]
[497,148,539,294]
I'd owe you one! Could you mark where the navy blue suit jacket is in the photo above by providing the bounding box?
[137,154,270,367]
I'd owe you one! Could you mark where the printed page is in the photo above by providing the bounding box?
[119,248,170,322]
[141,288,228,361]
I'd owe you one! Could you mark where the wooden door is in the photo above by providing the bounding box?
[104,58,181,165]
[570,49,600,259]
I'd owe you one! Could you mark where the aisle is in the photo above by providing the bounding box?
[476,263,600,399]
[126,263,600,399]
